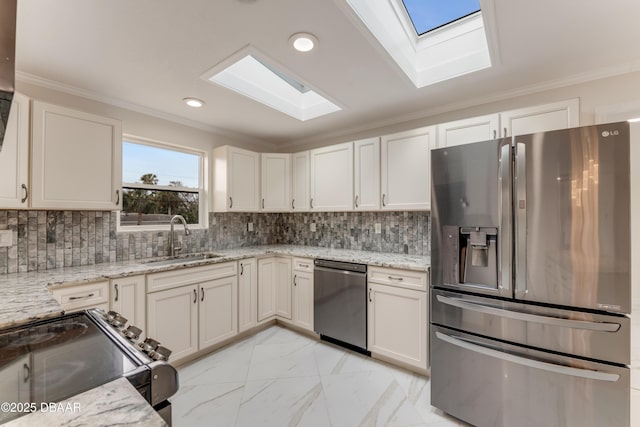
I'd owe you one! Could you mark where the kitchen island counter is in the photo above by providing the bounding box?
[3,377,167,427]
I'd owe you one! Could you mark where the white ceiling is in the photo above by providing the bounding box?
[15,0,640,146]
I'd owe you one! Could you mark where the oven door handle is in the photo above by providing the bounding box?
[436,295,621,332]
[435,331,620,382]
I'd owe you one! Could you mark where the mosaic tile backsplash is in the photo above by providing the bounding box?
[0,210,429,274]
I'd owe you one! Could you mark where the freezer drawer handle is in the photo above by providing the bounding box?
[436,295,621,332]
[435,331,620,382]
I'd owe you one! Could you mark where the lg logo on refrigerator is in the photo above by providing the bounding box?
[601,130,620,137]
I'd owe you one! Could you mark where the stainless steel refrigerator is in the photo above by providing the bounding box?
[430,122,631,427]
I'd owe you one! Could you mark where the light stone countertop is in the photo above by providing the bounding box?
[0,245,428,425]
[0,245,429,331]
[3,377,167,427]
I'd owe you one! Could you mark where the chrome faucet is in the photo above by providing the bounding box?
[169,215,190,257]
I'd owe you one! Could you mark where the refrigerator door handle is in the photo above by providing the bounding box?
[436,295,621,332]
[435,331,621,382]
[498,141,512,295]
[515,141,527,297]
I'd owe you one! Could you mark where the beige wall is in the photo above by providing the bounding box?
[285,70,640,152]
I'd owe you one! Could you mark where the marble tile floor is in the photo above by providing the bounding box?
[171,325,468,427]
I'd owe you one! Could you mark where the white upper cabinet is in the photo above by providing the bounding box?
[0,92,30,208]
[437,114,500,148]
[500,98,580,137]
[354,137,380,210]
[291,151,310,212]
[213,145,260,212]
[310,142,353,211]
[381,126,435,210]
[261,153,290,212]
[31,101,122,210]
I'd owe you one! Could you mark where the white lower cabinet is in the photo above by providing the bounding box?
[199,276,238,348]
[257,257,292,321]
[238,258,258,333]
[146,262,238,363]
[367,277,428,371]
[292,270,314,331]
[110,275,146,338]
[275,258,293,319]
[147,284,199,362]
[0,354,30,423]
[257,258,277,321]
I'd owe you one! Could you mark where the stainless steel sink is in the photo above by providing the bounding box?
[141,252,223,266]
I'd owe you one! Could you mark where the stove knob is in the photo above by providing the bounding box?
[111,314,128,329]
[149,346,172,361]
[123,325,142,341]
[106,310,120,322]
[138,337,160,353]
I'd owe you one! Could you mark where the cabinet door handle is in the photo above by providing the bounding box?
[299,263,309,268]
[262,198,265,209]
[201,287,205,302]
[504,127,507,137]
[355,195,359,208]
[21,184,28,203]
[292,199,295,210]
[69,293,95,301]
[240,263,244,276]
[382,194,386,207]
[388,276,404,281]
[23,363,30,383]
[114,284,119,302]
[229,197,233,209]
[294,275,297,286]
[115,189,120,205]
[310,198,314,209]
[193,289,197,304]
[493,129,497,139]
[368,288,372,302]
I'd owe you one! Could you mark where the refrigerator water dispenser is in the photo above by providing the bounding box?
[442,225,498,289]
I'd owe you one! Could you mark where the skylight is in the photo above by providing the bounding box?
[344,0,493,88]
[202,47,341,121]
[402,0,481,35]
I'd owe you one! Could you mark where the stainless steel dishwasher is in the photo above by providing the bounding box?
[314,259,369,353]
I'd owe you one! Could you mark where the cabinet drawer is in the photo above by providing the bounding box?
[147,262,237,293]
[52,281,109,313]
[293,257,313,272]
[368,266,428,291]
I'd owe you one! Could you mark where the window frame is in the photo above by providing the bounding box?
[117,134,208,232]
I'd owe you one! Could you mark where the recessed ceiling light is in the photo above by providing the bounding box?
[289,32,318,52]
[183,97,205,108]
